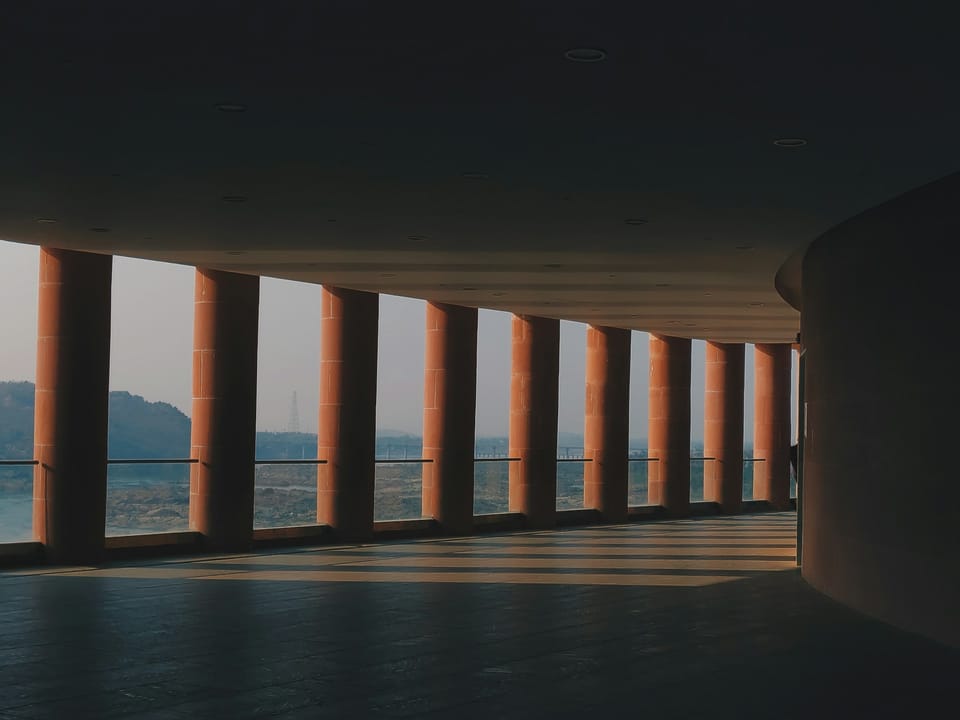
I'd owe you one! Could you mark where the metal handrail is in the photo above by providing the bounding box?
[255,459,327,465]
[107,458,198,465]
[627,458,658,462]
[743,458,766,462]
[474,457,521,463]
[557,458,593,462]
[375,458,433,464]
[0,459,38,466]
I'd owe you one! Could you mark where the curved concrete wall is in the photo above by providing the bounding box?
[800,172,959,647]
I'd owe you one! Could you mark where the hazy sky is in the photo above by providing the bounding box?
[0,240,790,443]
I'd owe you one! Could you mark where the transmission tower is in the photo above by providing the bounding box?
[287,391,301,433]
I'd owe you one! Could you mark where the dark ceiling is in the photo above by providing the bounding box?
[2,1,957,342]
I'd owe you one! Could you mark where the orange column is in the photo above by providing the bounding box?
[317,286,378,540]
[421,302,478,533]
[33,248,112,564]
[753,343,791,509]
[508,315,559,528]
[703,341,745,513]
[189,269,260,551]
[583,326,631,522]
[648,334,691,516]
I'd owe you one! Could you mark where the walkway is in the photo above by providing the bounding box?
[1,513,956,718]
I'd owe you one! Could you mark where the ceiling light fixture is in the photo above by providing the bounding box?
[773,138,807,147]
[564,48,607,62]
[215,102,247,113]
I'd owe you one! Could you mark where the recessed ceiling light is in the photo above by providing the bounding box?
[564,48,607,62]
[221,195,248,203]
[461,172,489,180]
[215,103,247,113]
[773,138,807,147]
[89,227,110,233]
[35,218,58,224]
[624,218,647,225]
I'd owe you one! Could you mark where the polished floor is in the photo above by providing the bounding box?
[0,512,956,719]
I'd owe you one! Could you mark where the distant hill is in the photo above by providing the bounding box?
[1,382,503,467]
[1,382,295,463]
[0,381,34,460]
[0,382,193,462]
[0,381,660,475]
[107,391,191,459]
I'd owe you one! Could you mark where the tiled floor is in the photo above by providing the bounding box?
[0,513,956,719]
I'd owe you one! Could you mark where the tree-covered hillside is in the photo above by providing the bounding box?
[0,381,34,461]
[0,382,194,484]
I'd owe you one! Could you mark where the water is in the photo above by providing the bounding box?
[0,491,33,542]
